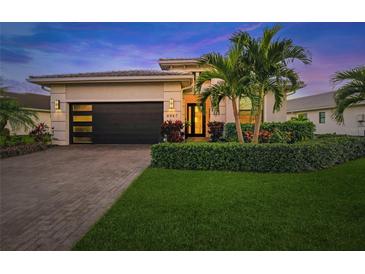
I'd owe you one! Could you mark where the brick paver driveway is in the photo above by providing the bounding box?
[0,145,151,250]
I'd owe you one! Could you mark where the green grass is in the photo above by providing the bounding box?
[73,158,365,251]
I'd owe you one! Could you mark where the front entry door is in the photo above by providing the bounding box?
[186,103,206,137]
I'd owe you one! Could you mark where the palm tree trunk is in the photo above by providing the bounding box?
[253,93,264,144]
[231,97,244,144]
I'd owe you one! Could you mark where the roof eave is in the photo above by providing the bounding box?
[158,59,200,70]
[28,74,194,85]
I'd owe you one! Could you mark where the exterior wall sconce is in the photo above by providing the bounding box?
[169,98,174,111]
[55,100,61,111]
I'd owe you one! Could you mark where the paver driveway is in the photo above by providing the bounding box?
[0,145,151,250]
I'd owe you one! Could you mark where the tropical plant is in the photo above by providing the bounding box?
[29,122,52,143]
[0,85,38,135]
[195,42,251,143]
[231,25,311,143]
[332,65,365,123]
[207,121,225,142]
[161,120,185,143]
[290,113,309,121]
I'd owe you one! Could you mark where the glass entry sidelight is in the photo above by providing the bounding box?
[186,103,206,137]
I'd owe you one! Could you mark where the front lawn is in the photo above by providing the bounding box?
[73,158,365,250]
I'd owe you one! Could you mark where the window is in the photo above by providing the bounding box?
[73,115,92,122]
[73,126,92,132]
[239,97,255,124]
[72,104,92,112]
[73,137,92,144]
[319,112,326,124]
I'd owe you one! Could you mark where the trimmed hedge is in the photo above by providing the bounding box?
[224,121,315,142]
[151,137,365,172]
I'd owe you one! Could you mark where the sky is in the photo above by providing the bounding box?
[1,22,364,97]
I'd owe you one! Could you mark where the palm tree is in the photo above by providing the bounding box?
[332,66,365,123]
[195,42,251,143]
[0,85,38,135]
[231,25,311,143]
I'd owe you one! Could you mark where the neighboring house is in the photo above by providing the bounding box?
[28,58,287,145]
[4,92,51,135]
[287,91,365,136]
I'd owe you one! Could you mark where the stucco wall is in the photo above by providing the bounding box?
[163,82,182,122]
[264,92,287,122]
[65,82,164,102]
[287,105,365,136]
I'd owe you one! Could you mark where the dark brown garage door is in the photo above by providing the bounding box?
[70,102,163,144]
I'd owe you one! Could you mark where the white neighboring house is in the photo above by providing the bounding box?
[4,92,51,135]
[287,91,365,136]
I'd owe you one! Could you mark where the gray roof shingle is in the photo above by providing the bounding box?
[159,58,199,61]
[287,91,365,112]
[29,70,192,79]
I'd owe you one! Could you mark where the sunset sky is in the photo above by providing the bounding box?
[1,22,364,97]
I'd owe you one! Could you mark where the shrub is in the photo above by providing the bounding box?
[0,135,36,147]
[0,142,48,158]
[269,129,285,143]
[224,120,315,143]
[161,120,185,143]
[151,136,365,172]
[29,122,52,143]
[208,121,224,142]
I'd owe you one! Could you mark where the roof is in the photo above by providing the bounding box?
[158,58,199,61]
[29,70,191,79]
[28,69,194,85]
[158,58,200,70]
[3,92,50,111]
[287,91,365,113]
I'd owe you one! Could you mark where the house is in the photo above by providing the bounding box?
[4,92,51,135]
[28,58,287,145]
[287,91,365,136]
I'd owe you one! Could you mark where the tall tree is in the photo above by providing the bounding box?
[231,25,311,143]
[0,85,38,135]
[196,42,252,143]
[332,66,365,123]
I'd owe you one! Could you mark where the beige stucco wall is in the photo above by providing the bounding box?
[163,82,183,122]
[287,105,365,136]
[7,110,51,136]
[65,82,164,102]
[263,92,287,122]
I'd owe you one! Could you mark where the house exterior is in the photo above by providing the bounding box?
[287,91,365,136]
[4,92,51,135]
[28,58,287,145]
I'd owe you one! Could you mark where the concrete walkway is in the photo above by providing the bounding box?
[0,145,151,250]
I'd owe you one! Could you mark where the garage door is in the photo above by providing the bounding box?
[70,102,163,144]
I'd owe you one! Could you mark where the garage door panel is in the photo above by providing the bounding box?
[70,102,163,144]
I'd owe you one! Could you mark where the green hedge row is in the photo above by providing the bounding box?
[151,137,365,172]
[224,121,316,142]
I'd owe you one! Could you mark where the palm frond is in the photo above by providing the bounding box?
[195,70,224,92]
[332,66,365,123]
[331,65,365,84]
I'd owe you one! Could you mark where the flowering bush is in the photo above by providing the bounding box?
[29,123,52,143]
[208,121,225,142]
[243,130,272,143]
[161,120,185,143]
